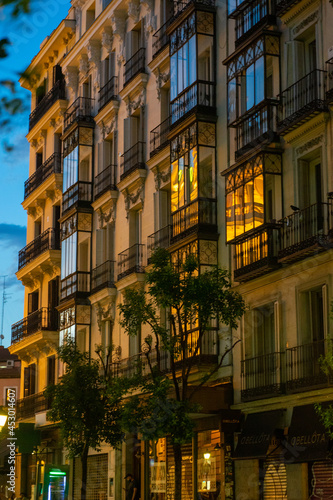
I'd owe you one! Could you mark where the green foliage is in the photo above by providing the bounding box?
[0,0,31,16]
[119,247,246,448]
[44,340,125,459]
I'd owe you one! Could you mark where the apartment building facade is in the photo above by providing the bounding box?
[9,0,333,497]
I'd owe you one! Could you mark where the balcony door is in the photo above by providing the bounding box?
[298,155,323,233]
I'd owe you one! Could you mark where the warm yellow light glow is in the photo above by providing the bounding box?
[204,452,211,460]
[0,414,7,427]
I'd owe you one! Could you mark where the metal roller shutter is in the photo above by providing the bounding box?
[263,457,287,500]
[73,453,108,500]
[166,442,192,500]
[310,460,333,499]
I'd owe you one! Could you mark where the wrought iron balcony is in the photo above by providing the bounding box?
[24,153,61,200]
[233,223,281,282]
[120,142,145,181]
[16,392,52,420]
[29,79,66,131]
[233,101,278,159]
[241,352,284,401]
[62,181,92,213]
[234,0,275,47]
[94,164,117,200]
[147,225,171,260]
[275,0,302,16]
[123,48,146,87]
[91,260,115,294]
[278,202,332,264]
[18,228,60,270]
[286,339,332,392]
[171,198,217,241]
[150,117,170,157]
[60,271,90,301]
[277,70,327,135]
[98,76,118,111]
[117,244,145,280]
[171,80,216,125]
[152,19,171,58]
[327,58,333,101]
[11,308,58,344]
[63,97,95,131]
[173,0,215,19]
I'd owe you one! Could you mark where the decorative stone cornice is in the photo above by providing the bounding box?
[88,39,101,69]
[295,135,323,156]
[64,66,79,95]
[97,202,117,228]
[111,11,126,40]
[99,118,116,139]
[124,89,146,116]
[154,165,171,190]
[292,10,318,37]
[128,0,140,23]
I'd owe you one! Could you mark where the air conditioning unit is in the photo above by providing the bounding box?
[6,360,14,367]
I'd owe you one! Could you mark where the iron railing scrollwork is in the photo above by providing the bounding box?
[11,308,58,344]
[29,79,66,130]
[24,153,61,199]
[18,228,60,270]
[117,244,145,280]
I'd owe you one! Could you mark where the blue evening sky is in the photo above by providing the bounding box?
[0,0,71,347]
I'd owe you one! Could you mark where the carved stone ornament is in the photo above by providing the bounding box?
[154,165,171,190]
[79,54,89,79]
[111,11,126,41]
[140,0,153,10]
[154,68,170,100]
[124,180,145,217]
[293,11,318,36]
[296,135,323,156]
[99,118,116,140]
[98,203,116,228]
[88,39,101,69]
[125,89,146,116]
[94,299,116,331]
[64,66,79,95]
[145,11,156,34]
[128,0,140,23]
[102,27,113,53]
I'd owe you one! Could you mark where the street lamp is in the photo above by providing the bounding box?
[0,407,7,429]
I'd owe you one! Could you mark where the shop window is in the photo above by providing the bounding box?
[225,153,282,242]
[197,430,222,498]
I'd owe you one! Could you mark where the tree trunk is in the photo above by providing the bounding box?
[173,442,182,500]
[81,446,89,500]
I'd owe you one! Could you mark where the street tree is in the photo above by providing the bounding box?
[44,340,127,500]
[119,247,246,500]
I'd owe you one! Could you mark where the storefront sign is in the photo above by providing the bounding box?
[151,463,166,493]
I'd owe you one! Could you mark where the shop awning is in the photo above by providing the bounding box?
[286,404,331,463]
[233,410,284,459]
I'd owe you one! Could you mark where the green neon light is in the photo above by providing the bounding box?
[50,471,66,477]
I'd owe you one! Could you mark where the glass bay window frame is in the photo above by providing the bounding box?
[225,152,282,243]
[170,10,216,124]
[227,33,280,126]
[229,0,276,46]
[170,121,217,237]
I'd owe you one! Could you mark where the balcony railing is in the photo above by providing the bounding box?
[60,271,90,301]
[64,97,94,131]
[234,0,275,46]
[233,223,280,282]
[16,392,52,420]
[150,117,170,157]
[152,19,171,58]
[124,48,146,86]
[29,79,66,131]
[18,228,60,270]
[94,164,117,200]
[171,80,215,125]
[24,153,61,199]
[234,101,277,159]
[62,181,92,213]
[91,260,115,293]
[171,198,217,240]
[326,58,333,101]
[278,202,331,263]
[98,76,118,111]
[286,339,332,392]
[241,352,284,401]
[117,244,145,280]
[147,225,171,260]
[277,70,327,135]
[120,142,145,181]
[276,0,302,16]
[173,0,215,18]
[11,308,58,344]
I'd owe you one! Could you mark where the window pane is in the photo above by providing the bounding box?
[228,78,237,123]
[171,53,177,101]
[178,49,184,93]
[235,186,244,237]
[254,174,264,226]
[183,42,189,90]
[199,146,214,198]
[255,56,265,105]
[244,180,254,232]
[179,156,185,207]
[246,63,255,110]
[189,36,197,85]
[189,147,198,202]
[171,160,179,212]
[226,192,235,242]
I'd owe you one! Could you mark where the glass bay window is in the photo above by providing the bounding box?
[170,11,215,124]
[225,152,282,242]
